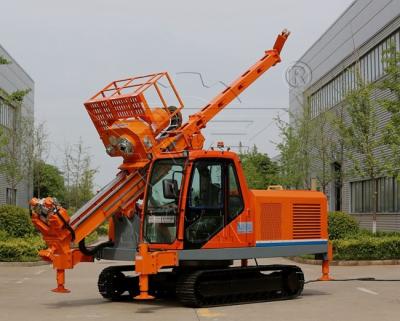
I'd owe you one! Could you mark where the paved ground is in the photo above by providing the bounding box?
[0,258,399,321]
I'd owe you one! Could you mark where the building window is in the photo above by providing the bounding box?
[6,188,17,205]
[309,28,400,118]
[351,177,400,213]
[0,98,16,129]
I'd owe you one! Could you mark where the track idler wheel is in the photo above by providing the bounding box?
[283,268,304,297]
[98,268,127,301]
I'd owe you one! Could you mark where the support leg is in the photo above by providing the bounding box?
[241,259,248,267]
[318,260,333,281]
[52,269,70,293]
[134,274,155,300]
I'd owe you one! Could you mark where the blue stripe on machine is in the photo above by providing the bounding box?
[256,240,328,247]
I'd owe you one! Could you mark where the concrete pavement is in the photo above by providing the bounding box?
[0,258,399,321]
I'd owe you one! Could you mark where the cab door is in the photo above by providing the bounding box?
[183,158,245,249]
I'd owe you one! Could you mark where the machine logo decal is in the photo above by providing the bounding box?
[237,222,253,234]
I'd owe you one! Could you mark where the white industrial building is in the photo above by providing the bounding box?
[0,44,34,207]
[289,0,400,230]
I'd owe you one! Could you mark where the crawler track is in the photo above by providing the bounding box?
[98,264,304,307]
[176,265,304,307]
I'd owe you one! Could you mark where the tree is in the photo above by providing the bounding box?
[0,111,33,193]
[30,121,49,199]
[275,117,302,188]
[337,70,384,233]
[329,100,347,209]
[239,145,279,189]
[63,138,97,210]
[33,161,65,201]
[0,127,7,160]
[311,110,338,194]
[295,104,314,189]
[275,104,313,189]
[0,56,12,159]
[0,56,10,65]
[378,42,400,179]
[0,55,33,203]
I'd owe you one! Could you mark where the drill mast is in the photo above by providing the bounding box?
[30,30,290,293]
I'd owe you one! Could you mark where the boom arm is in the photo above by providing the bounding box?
[30,30,290,293]
[156,29,290,152]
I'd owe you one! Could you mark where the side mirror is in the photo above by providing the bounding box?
[162,179,179,199]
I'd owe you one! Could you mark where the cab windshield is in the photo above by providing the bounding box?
[143,158,185,243]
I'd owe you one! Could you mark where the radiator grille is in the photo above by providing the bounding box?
[260,203,282,240]
[292,203,321,239]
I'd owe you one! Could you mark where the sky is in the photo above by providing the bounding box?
[0,0,353,188]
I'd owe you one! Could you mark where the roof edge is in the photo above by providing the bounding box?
[297,0,357,63]
[0,43,34,84]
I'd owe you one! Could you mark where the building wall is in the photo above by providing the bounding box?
[288,0,400,231]
[290,0,400,116]
[0,44,34,208]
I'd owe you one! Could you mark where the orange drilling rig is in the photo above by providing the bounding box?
[30,30,332,307]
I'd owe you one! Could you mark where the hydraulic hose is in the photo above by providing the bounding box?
[305,277,400,284]
[54,208,76,242]
[78,238,114,256]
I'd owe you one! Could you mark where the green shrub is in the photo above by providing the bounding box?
[0,232,99,262]
[97,222,108,236]
[0,205,35,238]
[0,230,9,241]
[66,207,76,216]
[328,211,359,240]
[86,231,98,244]
[356,228,400,238]
[0,236,45,262]
[333,236,400,260]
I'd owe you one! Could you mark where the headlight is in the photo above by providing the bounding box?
[118,138,134,155]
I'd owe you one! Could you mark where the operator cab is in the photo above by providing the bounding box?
[143,158,185,244]
[142,151,246,249]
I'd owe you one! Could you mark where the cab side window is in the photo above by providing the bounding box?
[184,159,244,248]
[186,161,224,245]
[188,163,223,209]
[227,163,244,221]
